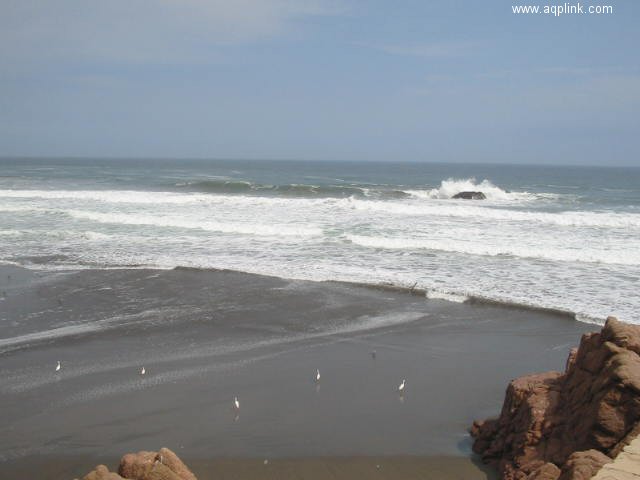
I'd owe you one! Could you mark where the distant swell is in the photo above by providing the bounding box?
[174,180,410,199]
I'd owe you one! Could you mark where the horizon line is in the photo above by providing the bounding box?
[0,155,637,169]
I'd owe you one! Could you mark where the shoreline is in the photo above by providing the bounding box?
[2,262,599,326]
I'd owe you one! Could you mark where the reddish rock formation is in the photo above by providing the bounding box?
[153,448,197,480]
[471,317,640,480]
[82,464,126,480]
[527,463,562,480]
[558,450,611,480]
[118,451,157,479]
[81,448,196,480]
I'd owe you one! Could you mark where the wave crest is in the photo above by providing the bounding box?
[175,180,401,199]
[406,178,525,201]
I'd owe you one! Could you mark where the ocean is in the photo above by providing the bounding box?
[1,157,638,324]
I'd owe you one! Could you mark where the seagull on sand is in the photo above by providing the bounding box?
[315,369,321,382]
[398,379,405,392]
[55,360,61,372]
[234,396,240,410]
[140,366,146,375]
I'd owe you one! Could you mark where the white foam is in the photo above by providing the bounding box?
[574,313,606,326]
[426,289,469,303]
[345,198,640,229]
[81,231,112,241]
[0,229,23,236]
[1,180,639,324]
[65,210,323,237]
[8,187,633,230]
[0,189,212,205]
[405,178,532,202]
[345,234,640,266]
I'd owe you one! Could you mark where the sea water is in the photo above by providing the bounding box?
[0,158,638,324]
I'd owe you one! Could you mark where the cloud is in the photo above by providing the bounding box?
[474,66,635,79]
[402,69,640,129]
[0,0,345,66]
[357,41,476,58]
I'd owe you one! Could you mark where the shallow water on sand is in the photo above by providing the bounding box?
[3,455,499,480]
[0,266,592,474]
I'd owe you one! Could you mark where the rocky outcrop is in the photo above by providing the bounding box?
[80,448,196,480]
[558,450,611,480]
[117,451,157,479]
[452,191,486,199]
[82,465,126,480]
[471,317,640,480]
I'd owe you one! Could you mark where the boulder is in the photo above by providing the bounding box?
[452,191,486,200]
[472,317,639,479]
[143,464,182,480]
[81,448,196,480]
[118,451,157,479]
[156,448,197,480]
[527,462,561,480]
[82,465,125,480]
[558,450,611,480]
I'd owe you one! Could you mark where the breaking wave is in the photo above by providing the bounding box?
[174,179,389,198]
[405,178,538,201]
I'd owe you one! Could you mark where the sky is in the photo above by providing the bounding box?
[0,0,639,166]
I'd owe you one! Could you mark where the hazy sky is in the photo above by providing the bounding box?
[1,0,639,165]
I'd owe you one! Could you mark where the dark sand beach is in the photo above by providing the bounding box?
[0,265,593,479]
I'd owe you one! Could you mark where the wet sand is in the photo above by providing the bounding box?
[0,265,594,478]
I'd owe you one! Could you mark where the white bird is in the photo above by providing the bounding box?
[55,360,61,372]
[140,367,146,375]
[315,369,321,382]
[234,396,240,410]
[398,379,405,392]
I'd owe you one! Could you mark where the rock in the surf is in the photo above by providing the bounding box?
[451,191,486,199]
[471,317,640,480]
